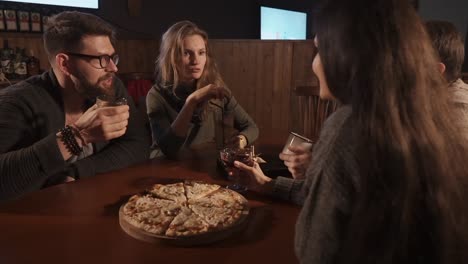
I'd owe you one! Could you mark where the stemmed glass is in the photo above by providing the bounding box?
[219,146,255,192]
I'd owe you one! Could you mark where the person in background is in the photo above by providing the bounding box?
[425,20,468,135]
[0,11,150,201]
[146,20,258,158]
[236,0,468,263]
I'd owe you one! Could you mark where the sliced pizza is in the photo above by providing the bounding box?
[184,180,221,201]
[165,207,210,237]
[149,182,187,204]
[122,205,181,235]
[120,181,250,241]
[191,188,248,210]
[122,194,179,215]
[188,202,242,230]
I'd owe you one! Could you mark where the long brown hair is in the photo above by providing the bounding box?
[314,0,468,262]
[155,20,226,95]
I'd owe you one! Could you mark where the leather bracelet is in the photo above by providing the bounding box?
[58,125,83,156]
[69,124,86,146]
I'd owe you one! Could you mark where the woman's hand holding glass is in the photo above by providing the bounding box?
[279,145,312,179]
[233,160,274,194]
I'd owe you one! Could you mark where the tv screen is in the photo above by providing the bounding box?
[261,6,307,40]
[0,0,99,9]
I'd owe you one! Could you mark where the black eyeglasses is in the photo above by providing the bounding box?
[65,52,119,69]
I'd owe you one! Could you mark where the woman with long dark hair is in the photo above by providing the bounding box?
[235,0,468,262]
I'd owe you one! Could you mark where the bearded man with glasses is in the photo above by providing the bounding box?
[0,11,150,200]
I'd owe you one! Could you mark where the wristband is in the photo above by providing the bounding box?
[58,125,83,156]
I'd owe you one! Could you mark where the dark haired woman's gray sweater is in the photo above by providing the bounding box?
[272,105,359,263]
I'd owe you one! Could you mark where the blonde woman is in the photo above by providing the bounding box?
[147,21,258,158]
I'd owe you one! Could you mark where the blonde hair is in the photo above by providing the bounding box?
[156,20,226,94]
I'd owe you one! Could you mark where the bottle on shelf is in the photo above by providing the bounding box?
[1,40,14,79]
[14,48,28,79]
[27,49,40,76]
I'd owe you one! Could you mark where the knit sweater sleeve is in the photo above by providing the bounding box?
[271,177,305,205]
[146,86,186,158]
[0,93,67,200]
[225,96,259,145]
[293,105,358,263]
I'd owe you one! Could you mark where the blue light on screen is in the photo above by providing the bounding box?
[261,6,307,40]
[0,0,99,9]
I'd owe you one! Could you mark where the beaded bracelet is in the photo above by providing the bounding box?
[58,125,83,156]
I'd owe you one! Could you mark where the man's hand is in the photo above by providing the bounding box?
[73,104,130,144]
[279,145,312,179]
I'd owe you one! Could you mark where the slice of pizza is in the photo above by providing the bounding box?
[123,194,178,215]
[122,198,182,235]
[123,205,181,235]
[149,182,187,204]
[188,202,243,230]
[184,180,221,201]
[192,188,248,210]
[165,207,211,237]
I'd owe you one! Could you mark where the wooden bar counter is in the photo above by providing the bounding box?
[0,139,300,264]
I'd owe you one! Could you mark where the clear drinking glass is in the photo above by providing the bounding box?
[96,95,128,107]
[282,132,313,154]
[219,146,255,192]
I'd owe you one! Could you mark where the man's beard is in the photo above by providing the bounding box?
[74,72,115,99]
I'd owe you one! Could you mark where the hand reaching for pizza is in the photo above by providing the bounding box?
[234,160,273,194]
[73,104,130,144]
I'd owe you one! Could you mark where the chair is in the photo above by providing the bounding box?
[118,72,154,138]
[118,72,154,107]
[292,83,338,142]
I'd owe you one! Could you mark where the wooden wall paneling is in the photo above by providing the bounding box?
[212,40,307,139]
[290,41,316,139]
[271,41,293,135]
[115,39,159,74]
[212,40,268,137]
[233,41,248,112]
[115,39,129,72]
[253,41,267,135]
[242,41,258,130]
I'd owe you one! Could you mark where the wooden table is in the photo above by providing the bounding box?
[0,140,300,264]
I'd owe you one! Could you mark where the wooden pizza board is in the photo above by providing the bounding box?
[119,201,250,246]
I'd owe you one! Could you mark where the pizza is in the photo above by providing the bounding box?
[184,180,220,200]
[120,180,249,239]
[148,182,187,204]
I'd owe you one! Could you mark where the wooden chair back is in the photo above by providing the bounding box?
[292,84,338,142]
[117,72,154,134]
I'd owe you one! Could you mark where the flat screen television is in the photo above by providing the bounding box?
[260,6,307,40]
[0,0,99,9]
